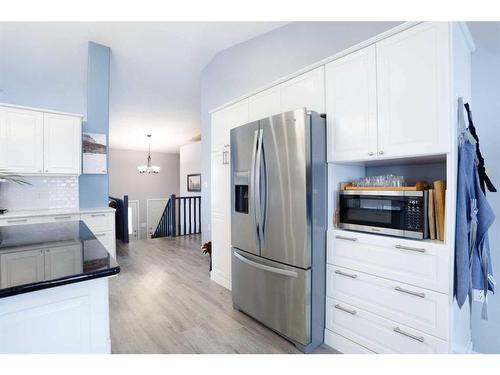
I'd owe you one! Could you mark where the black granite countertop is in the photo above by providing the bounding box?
[0,221,120,298]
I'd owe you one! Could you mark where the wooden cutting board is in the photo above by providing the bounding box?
[433,180,446,241]
[344,180,428,191]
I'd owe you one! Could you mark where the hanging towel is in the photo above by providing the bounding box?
[455,139,496,319]
[464,102,497,194]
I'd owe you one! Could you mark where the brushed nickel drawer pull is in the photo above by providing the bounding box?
[393,327,425,343]
[7,219,27,223]
[94,233,106,237]
[395,286,426,298]
[54,216,72,220]
[335,235,358,242]
[91,213,106,217]
[334,270,358,279]
[395,244,426,253]
[334,304,357,315]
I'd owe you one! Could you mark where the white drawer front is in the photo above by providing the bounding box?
[46,214,80,223]
[0,217,47,226]
[327,265,449,339]
[324,329,374,354]
[92,230,115,258]
[326,298,448,354]
[328,230,449,293]
[81,212,114,232]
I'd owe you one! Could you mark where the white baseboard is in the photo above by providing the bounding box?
[210,269,231,290]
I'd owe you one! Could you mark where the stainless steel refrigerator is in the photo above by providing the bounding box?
[230,108,326,353]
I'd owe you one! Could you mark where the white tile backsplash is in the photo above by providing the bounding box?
[0,176,79,211]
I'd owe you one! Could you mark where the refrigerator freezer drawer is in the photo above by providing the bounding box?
[231,248,311,345]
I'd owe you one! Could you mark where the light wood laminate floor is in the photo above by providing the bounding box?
[109,234,336,354]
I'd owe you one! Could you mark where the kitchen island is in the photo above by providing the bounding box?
[0,221,120,353]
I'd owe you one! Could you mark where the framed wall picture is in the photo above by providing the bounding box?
[82,132,107,174]
[187,174,201,192]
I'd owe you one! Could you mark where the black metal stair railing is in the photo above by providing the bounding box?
[152,194,201,238]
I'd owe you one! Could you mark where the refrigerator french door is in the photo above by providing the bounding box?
[230,108,326,353]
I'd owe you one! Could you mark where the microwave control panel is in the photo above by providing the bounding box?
[404,197,424,231]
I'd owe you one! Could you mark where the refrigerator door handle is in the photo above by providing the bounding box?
[233,251,298,278]
[255,128,264,245]
[262,136,268,246]
[250,129,260,245]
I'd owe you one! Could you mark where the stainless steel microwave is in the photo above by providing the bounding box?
[338,190,429,240]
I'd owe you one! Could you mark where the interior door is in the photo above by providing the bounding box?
[147,199,168,238]
[259,109,311,269]
[230,121,260,256]
[128,200,139,240]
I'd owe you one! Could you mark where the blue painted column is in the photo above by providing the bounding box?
[79,42,110,208]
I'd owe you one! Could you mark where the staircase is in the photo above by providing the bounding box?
[152,194,201,238]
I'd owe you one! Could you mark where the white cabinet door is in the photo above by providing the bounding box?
[210,151,230,217]
[248,86,281,122]
[0,249,45,288]
[43,113,81,174]
[326,45,378,162]
[210,100,249,289]
[0,107,44,173]
[211,213,231,286]
[44,244,83,280]
[210,150,230,288]
[211,99,249,152]
[281,67,325,114]
[376,22,451,158]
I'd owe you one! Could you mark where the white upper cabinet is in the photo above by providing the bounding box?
[281,67,325,114]
[326,45,378,162]
[43,113,81,174]
[0,107,44,173]
[248,86,281,122]
[211,99,249,152]
[376,22,451,158]
[0,105,82,175]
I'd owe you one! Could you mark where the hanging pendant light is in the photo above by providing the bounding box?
[137,134,160,174]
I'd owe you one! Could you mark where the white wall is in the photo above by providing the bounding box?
[108,148,180,239]
[179,141,202,196]
[468,22,500,353]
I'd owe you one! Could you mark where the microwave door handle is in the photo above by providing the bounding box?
[250,129,260,246]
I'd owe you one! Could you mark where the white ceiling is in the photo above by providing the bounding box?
[0,22,287,152]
